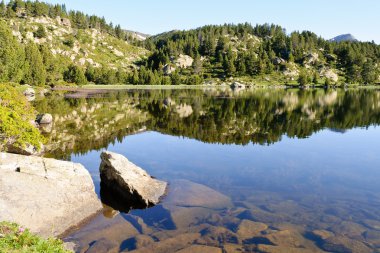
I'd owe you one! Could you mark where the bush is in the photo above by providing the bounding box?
[34,24,47,38]
[64,65,87,85]
[0,84,44,151]
[0,221,70,253]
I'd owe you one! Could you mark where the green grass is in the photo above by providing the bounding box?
[0,222,71,253]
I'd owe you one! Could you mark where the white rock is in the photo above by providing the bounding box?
[0,152,102,237]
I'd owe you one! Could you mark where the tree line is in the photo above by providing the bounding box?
[136,23,380,85]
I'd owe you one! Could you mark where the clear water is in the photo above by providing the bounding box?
[36,88,380,252]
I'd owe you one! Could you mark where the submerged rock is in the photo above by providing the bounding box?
[0,152,102,237]
[165,179,233,210]
[99,151,167,210]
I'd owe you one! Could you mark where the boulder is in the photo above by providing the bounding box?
[273,57,286,65]
[36,113,53,124]
[61,18,71,27]
[320,68,339,82]
[0,152,102,237]
[230,82,245,91]
[174,54,194,68]
[304,53,319,65]
[99,151,167,210]
[164,179,233,210]
[22,87,35,102]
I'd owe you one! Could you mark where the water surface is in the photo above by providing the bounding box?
[36,88,380,252]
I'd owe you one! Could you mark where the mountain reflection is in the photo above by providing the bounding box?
[34,88,380,159]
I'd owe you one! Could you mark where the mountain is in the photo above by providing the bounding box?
[0,1,379,87]
[330,34,358,42]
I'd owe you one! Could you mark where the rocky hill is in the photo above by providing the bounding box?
[8,15,148,71]
[137,24,380,85]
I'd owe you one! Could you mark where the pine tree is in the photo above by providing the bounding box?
[0,20,25,83]
[24,43,46,86]
[34,24,47,38]
[64,65,87,85]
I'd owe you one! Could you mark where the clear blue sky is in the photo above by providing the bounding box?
[40,0,379,43]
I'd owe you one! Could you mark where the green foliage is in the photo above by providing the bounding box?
[0,221,70,253]
[64,65,87,85]
[63,37,74,48]
[34,24,46,38]
[0,20,25,83]
[24,43,46,86]
[0,83,44,151]
[139,23,380,85]
[298,71,309,86]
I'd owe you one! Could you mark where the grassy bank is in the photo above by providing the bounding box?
[0,222,70,253]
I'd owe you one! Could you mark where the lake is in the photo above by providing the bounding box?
[35,88,380,253]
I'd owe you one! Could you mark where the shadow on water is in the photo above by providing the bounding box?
[100,182,153,213]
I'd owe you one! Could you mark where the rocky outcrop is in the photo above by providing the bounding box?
[0,152,102,237]
[304,52,319,65]
[99,151,167,210]
[174,54,194,68]
[5,141,43,156]
[320,68,339,82]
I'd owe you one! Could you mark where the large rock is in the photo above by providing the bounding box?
[0,152,102,237]
[22,87,35,102]
[100,151,167,210]
[165,179,233,210]
[174,54,194,68]
[36,113,53,124]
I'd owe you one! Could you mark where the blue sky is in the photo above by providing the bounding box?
[40,0,379,43]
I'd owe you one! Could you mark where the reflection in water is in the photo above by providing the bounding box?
[35,88,380,158]
[36,88,380,252]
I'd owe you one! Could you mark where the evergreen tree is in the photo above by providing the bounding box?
[34,24,47,38]
[0,20,25,83]
[24,42,46,86]
[298,71,308,86]
[64,65,87,85]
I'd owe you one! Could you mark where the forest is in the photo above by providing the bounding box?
[0,0,379,86]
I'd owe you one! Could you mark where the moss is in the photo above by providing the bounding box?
[0,83,44,151]
[0,222,71,253]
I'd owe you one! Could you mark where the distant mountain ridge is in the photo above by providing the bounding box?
[330,34,358,42]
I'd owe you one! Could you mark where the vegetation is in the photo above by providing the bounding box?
[0,221,70,253]
[135,23,380,85]
[0,1,378,86]
[0,83,43,151]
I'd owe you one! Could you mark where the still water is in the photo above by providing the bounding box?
[36,88,380,252]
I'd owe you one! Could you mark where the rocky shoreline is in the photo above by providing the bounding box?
[0,152,103,238]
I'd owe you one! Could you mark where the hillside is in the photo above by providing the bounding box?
[0,0,149,86]
[134,23,380,86]
[0,1,379,87]
[8,15,148,70]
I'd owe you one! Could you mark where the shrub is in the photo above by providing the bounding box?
[0,221,70,253]
[0,84,44,151]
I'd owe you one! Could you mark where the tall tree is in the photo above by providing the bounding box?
[24,42,46,86]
